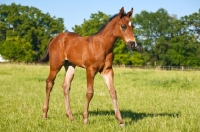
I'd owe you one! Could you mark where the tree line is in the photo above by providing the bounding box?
[0,3,200,66]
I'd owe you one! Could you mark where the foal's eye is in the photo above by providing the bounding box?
[121,24,126,30]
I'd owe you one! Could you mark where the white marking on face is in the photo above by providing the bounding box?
[128,21,132,27]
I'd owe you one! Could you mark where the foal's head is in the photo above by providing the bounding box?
[114,7,137,50]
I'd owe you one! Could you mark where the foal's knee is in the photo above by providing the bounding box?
[86,92,94,100]
[46,79,54,91]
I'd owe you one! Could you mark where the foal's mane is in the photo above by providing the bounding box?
[93,12,127,35]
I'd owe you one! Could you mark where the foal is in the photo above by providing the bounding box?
[40,7,137,126]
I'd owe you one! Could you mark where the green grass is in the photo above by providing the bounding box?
[0,64,200,132]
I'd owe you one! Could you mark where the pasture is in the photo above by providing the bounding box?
[0,64,199,132]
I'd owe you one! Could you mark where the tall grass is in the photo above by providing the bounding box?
[0,64,200,132]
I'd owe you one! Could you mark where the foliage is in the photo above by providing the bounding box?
[0,3,64,62]
[0,64,200,131]
[134,8,200,66]
[72,11,110,36]
[0,36,36,62]
[113,39,144,65]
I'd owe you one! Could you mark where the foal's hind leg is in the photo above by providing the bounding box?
[101,68,124,126]
[42,64,63,119]
[62,61,75,121]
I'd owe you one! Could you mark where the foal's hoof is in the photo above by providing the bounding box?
[66,114,74,122]
[42,114,47,119]
[119,123,125,127]
[83,119,88,124]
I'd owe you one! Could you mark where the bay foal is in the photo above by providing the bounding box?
[40,7,137,126]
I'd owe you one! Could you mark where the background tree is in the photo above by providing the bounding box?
[1,36,35,62]
[0,3,64,62]
[134,8,200,66]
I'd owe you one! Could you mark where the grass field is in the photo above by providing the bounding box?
[0,64,200,132]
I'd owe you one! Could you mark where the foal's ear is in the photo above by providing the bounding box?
[127,8,134,18]
[118,7,125,18]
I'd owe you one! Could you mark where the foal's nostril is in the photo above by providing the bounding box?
[131,41,137,48]
[127,41,137,50]
[131,42,135,48]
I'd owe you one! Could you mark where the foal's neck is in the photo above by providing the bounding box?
[94,19,118,51]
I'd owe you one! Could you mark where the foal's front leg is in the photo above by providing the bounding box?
[83,68,96,124]
[62,64,75,121]
[101,68,124,126]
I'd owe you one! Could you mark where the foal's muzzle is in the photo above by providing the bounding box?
[126,41,137,50]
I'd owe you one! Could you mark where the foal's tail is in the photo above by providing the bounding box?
[38,38,54,63]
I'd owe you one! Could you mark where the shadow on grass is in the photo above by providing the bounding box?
[121,110,180,123]
[89,110,180,124]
